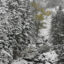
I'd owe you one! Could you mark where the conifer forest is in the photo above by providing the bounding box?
[0,0,64,64]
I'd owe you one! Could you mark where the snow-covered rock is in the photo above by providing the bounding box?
[39,7,59,44]
[39,50,58,64]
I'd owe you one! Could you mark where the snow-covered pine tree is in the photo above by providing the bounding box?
[4,0,38,59]
[51,5,64,45]
[50,5,64,57]
[0,0,13,64]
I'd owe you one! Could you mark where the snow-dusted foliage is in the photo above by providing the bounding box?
[0,0,64,64]
[0,0,37,63]
[50,6,64,45]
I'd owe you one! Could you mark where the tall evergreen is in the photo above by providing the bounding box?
[50,6,64,45]
[3,0,38,59]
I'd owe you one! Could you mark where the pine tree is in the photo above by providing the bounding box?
[4,0,38,59]
[50,5,64,59]
[51,5,64,45]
